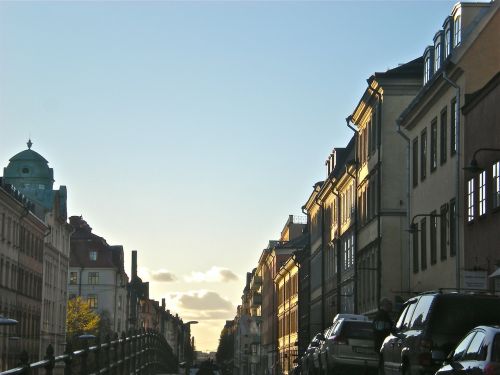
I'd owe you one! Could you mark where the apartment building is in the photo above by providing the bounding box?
[398,1,499,292]
[0,181,46,369]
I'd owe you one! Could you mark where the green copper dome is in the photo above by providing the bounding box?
[3,140,55,214]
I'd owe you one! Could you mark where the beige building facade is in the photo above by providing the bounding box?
[398,1,499,293]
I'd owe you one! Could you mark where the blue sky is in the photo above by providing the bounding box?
[0,0,459,351]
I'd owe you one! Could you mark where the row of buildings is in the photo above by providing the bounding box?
[0,142,193,370]
[222,2,500,374]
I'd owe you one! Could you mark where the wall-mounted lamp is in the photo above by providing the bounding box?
[463,148,500,173]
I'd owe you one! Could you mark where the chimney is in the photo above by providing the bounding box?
[162,298,166,309]
[131,250,137,278]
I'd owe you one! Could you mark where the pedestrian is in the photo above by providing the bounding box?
[373,297,394,375]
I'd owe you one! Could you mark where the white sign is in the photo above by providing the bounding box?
[462,270,488,290]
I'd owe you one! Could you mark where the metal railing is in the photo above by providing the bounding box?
[0,329,178,375]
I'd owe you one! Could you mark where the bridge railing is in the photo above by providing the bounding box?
[0,329,178,375]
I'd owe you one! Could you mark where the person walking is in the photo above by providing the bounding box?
[373,298,394,375]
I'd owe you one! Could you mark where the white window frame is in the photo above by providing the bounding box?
[467,178,475,222]
[493,161,500,209]
[434,41,442,72]
[454,15,461,47]
[445,26,452,57]
[479,171,486,216]
[89,250,97,261]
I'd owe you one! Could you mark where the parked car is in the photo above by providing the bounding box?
[435,325,500,375]
[320,317,377,375]
[381,291,500,375]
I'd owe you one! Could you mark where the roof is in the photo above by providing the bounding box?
[368,56,424,84]
[9,148,48,164]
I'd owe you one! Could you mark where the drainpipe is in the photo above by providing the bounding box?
[396,118,412,296]
[346,116,358,313]
[330,187,341,314]
[442,72,461,290]
[314,198,325,329]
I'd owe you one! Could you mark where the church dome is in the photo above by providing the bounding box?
[3,140,54,189]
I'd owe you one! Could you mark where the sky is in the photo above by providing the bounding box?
[0,0,462,352]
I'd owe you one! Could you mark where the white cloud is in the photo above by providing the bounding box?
[185,266,239,283]
[151,269,176,282]
[161,290,235,321]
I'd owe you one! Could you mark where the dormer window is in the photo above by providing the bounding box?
[423,47,434,85]
[434,31,443,72]
[89,250,97,261]
[453,14,461,47]
[443,16,453,58]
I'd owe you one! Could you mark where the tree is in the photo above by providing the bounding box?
[66,297,100,338]
[215,327,234,375]
[98,310,114,339]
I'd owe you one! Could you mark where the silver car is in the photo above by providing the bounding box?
[321,318,377,374]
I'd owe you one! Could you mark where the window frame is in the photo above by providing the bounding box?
[421,128,427,181]
[493,161,500,209]
[440,108,447,165]
[479,171,486,216]
[467,178,475,222]
[420,218,427,270]
[430,211,437,265]
[431,118,438,172]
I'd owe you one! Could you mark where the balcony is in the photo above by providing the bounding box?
[251,292,262,307]
[250,275,262,291]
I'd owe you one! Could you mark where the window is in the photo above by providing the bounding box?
[89,250,97,261]
[494,161,500,209]
[424,54,432,84]
[434,41,442,72]
[421,218,427,270]
[431,119,437,172]
[454,15,461,47]
[450,199,456,256]
[69,271,77,285]
[87,295,98,309]
[445,25,452,57]
[421,129,427,180]
[479,171,486,216]
[88,272,99,285]
[413,138,418,187]
[412,224,419,273]
[430,211,437,265]
[453,331,477,361]
[440,109,447,165]
[467,178,475,222]
[464,331,487,361]
[440,204,448,261]
[409,295,434,329]
[451,98,457,155]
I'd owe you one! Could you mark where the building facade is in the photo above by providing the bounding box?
[0,181,46,369]
[3,142,72,358]
[68,216,129,336]
[398,1,499,293]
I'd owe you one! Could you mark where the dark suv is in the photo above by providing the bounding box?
[381,291,500,375]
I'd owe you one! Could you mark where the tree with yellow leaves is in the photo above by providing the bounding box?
[66,296,100,338]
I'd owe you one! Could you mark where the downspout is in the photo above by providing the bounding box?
[346,115,358,313]
[367,86,383,309]
[442,72,461,290]
[396,118,411,295]
[330,187,341,314]
[314,198,325,329]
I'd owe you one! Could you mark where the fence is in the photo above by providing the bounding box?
[0,329,178,375]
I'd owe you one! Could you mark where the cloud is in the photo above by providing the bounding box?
[151,269,176,282]
[162,290,235,321]
[185,266,239,283]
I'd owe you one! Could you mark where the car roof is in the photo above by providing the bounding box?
[333,313,369,322]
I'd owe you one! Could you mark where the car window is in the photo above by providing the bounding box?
[401,301,418,330]
[395,303,413,330]
[429,297,500,336]
[341,321,373,339]
[332,321,342,336]
[492,334,500,362]
[453,331,477,361]
[463,332,486,361]
[409,295,434,330]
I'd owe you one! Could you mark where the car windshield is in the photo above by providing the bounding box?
[428,296,500,336]
[341,321,373,339]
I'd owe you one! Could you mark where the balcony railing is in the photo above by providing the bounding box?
[251,293,262,307]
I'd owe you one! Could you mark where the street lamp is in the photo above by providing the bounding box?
[407,212,446,233]
[463,148,500,173]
